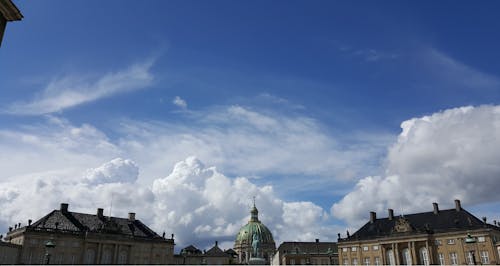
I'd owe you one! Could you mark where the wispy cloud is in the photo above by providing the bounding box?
[172,96,187,109]
[422,48,500,89]
[4,59,155,115]
[331,40,399,62]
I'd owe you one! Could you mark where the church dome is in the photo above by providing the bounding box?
[235,204,275,245]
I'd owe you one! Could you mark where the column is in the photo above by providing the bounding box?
[96,243,102,264]
[395,243,400,265]
[381,245,386,265]
[113,244,118,264]
[426,240,432,264]
[410,241,417,265]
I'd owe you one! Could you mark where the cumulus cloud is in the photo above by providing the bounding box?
[0,156,337,250]
[332,105,500,226]
[4,59,155,115]
[172,96,187,109]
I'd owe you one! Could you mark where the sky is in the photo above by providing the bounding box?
[1,0,500,250]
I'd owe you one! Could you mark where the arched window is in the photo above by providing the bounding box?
[419,247,429,265]
[386,249,396,265]
[402,248,412,265]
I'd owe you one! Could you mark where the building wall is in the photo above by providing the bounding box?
[0,241,21,264]
[338,229,500,265]
[6,229,174,264]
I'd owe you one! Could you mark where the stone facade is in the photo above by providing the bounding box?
[0,240,21,264]
[337,200,500,265]
[174,242,237,265]
[4,203,175,264]
[272,239,338,265]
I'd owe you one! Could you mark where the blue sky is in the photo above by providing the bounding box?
[2,1,500,248]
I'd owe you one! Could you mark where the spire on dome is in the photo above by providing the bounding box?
[250,197,259,222]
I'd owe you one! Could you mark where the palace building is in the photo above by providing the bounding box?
[234,203,276,264]
[271,239,338,265]
[337,199,500,265]
[3,203,175,264]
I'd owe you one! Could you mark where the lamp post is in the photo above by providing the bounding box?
[45,240,56,264]
[465,234,477,265]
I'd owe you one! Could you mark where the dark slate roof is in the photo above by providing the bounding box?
[345,208,499,241]
[181,245,202,255]
[0,0,23,21]
[224,248,238,256]
[27,209,165,240]
[205,244,230,257]
[278,241,338,254]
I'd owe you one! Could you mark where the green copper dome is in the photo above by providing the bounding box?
[235,204,275,244]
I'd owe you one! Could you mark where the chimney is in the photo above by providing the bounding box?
[388,209,394,220]
[97,208,104,218]
[454,199,461,212]
[433,202,439,214]
[60,203,69,213]
[28,219,32,226]
[315,239,319,243]
[215,241,218,246]
[128,212,136,221]
[171,234,174,240]
[370,212,376,223]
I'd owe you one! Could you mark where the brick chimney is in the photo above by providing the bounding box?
[370,212,376,223]
[60,203,69,213]
[433,202,439,214]
[128,212,136,221]
[388,209,394,220]
[315,238,319,243]
[97,208,104,218]
[454,199,461,212]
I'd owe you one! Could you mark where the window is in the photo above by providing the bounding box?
[351,247,357,252]
[364,257,370,265]
[101,249,112,264]
[352,258,358,266]
[386,249,396,266]
[342,258,348,265]
[419,247,429,265]
[372,245,379,251]
[374,257,380,266]
[478,236,485,242]
[363,246,369,251]
[342,248,348,252]
[300,259,305,265]
[447,239,456,245]
[438,253,445,265]
[450,252,458,265]
[290,259,296,265]
[402,248,412,265]
[435,239,442,245]
[466,251,474,265]
[118,251,128,264]
[85,249,95,264]
[480,251,489,264]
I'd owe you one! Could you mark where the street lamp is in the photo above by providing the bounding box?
[45,240,56,264]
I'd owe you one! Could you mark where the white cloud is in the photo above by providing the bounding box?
[173,96,187,109]
[5,59,155,115]
[84,158,139,185]
[332,105,500,226]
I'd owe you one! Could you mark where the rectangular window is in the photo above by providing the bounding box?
[290,259,295,265]
[447,239,456,245]
[374,257,380,266]
[480,251,489,264]
[352,258,358,266]
[450,252,458,265]
[363,246,369,251]
[343,259,348,265]
[342,248,348,252]
[351,247,357,252]
[364,257,370,265]
[438,253,445,265]
[466,251,474,265]
[477,236,485,242]
[435,239,442,245]
[372,245,379,251]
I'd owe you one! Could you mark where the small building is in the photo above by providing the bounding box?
[4,203,175,264]
[272,239,338,265]
[337,199,500,265]
[0,0,23,46]
[175,242,236,265]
